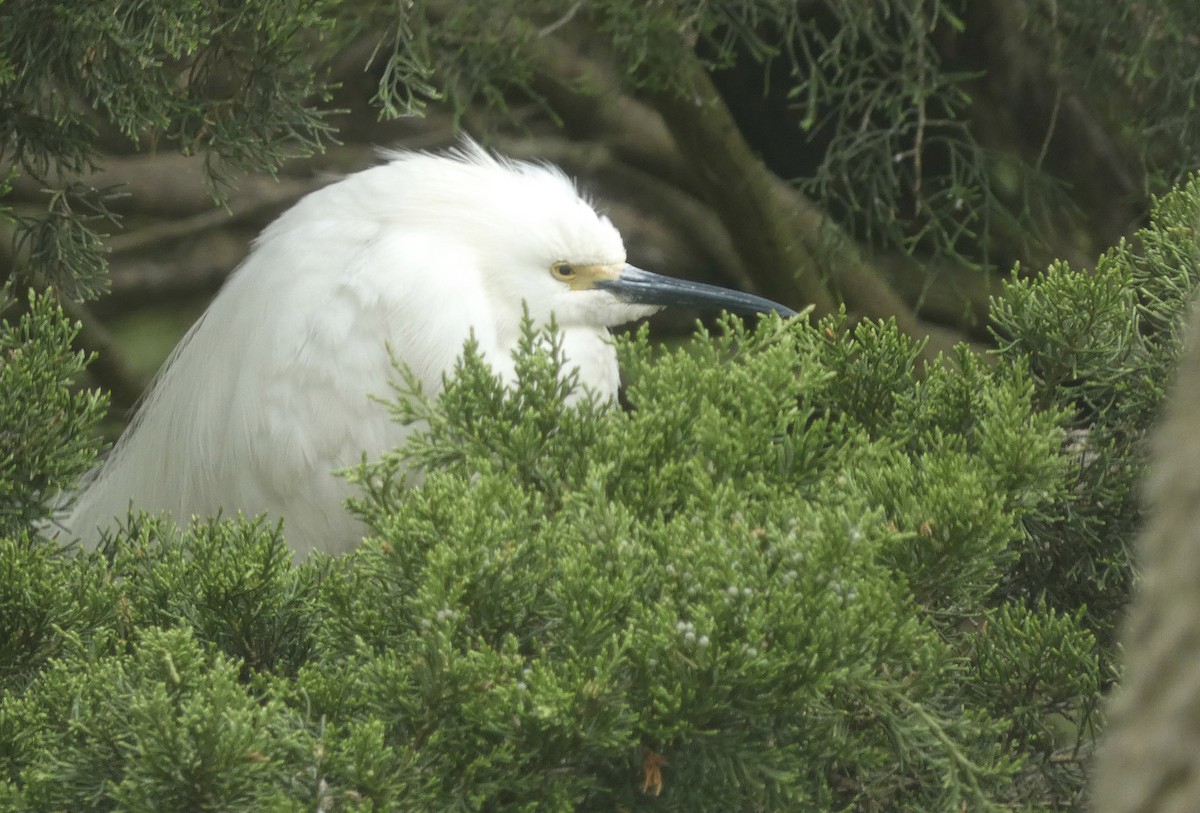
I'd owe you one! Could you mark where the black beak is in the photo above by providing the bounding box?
[595,265,797,318]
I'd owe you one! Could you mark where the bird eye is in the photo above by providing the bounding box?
[551,262,577,281]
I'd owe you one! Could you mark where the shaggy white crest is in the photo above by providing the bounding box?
[62,140,794,558]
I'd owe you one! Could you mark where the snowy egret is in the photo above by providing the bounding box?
[64,141,796,557]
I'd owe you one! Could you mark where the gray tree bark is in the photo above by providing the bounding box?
[1094,303,1200,813]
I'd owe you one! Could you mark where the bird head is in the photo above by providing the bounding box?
[370,141,796,333]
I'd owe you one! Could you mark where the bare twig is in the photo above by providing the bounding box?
[539,0,584,37]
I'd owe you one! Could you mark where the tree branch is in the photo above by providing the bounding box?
[645,54,964,361]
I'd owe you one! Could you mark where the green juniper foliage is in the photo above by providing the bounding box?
[1043,0,1200,195]
[8,182,1200,809]
[5,180,1200,808]
[5,180,1200,809]
[4,2,1200,808]
[2,0,345,298]
[991,177,1200,646]
[4,626,318,811]
[0,291,107,537]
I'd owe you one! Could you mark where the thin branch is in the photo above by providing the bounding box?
[539,1,584,37]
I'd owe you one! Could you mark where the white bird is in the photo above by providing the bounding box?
[63,141,795,558]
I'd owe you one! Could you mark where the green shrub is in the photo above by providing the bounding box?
[0,291,107,537]
[4,178,1200,811]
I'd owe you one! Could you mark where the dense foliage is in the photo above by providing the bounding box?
[3,180,1198,809]
[0,291,107,538]
[6,1,1200,809]
[1,0,341,299]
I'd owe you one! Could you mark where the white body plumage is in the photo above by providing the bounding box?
[64,142,793,557]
